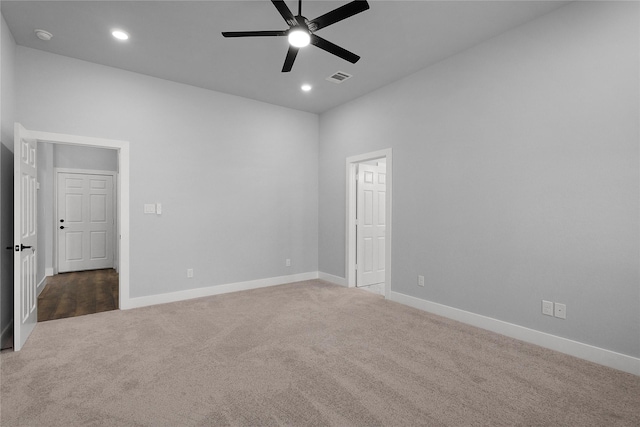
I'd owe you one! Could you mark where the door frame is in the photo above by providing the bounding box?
[14,126,130,342]
[53,168,118,275]
[345,148,392,298]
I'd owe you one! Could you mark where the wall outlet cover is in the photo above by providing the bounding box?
[418,275,425,287]
[542,300,554,316]
[144,204,156,214]
[554,302,567,319]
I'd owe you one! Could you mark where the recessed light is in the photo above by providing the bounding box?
[301,84,312,92]
[112,30,129,41]
[34,29,53,41]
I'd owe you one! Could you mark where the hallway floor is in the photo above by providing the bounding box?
[38,269,119,322]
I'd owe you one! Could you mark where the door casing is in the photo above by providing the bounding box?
[345,148,392,297]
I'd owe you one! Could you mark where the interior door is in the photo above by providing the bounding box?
[58,172,114,272]
[13,123,38,351]
[356,162,386,287]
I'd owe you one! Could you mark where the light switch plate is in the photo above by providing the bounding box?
[156,203,162,215]
[144,204,156,214]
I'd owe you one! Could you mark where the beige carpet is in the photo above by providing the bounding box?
[1,280,638,426]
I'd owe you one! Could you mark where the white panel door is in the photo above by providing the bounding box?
[356,163,386,287]
[58,172,114,272]
[13,123,38,351]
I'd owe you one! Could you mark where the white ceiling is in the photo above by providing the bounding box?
[2,0,569,114]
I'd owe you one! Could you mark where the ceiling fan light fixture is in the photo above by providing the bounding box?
[288,28,310,48]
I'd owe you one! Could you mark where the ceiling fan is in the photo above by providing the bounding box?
[222,0,370,72]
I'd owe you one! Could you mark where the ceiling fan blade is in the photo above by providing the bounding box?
[310,34,360,64]
[308,0,370,32]
[282,46,299,72]
[272,0,296,27]
[222,30,287,38]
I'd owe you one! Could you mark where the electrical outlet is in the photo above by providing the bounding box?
[554,303,566,319]
[418,275,425,287]
[285,259,291,267]
[542,300,554,316]
[187,268,194,278]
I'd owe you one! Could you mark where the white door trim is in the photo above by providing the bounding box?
[17,126,131,316]
[54,168,117,274]
[345,148,392,298]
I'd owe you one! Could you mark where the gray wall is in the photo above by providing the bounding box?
[54,144,118,172]
[1,14,14,148]
[318,1,639,357]
[0,145,12,337]
[1,13,16,339]
[16,47,319,299]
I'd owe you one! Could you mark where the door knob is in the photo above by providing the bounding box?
[20,244,32,251]
[60,219,65,223]
[60,226,67,230]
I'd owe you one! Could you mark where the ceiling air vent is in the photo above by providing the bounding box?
[326,71,352,84]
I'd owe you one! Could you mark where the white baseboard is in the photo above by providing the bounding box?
[37,275,47,296]
[45,267,54,277]
[1,320,13,347]
[122,271,320,310]
[318,272,348,287]
[389,291,640,376]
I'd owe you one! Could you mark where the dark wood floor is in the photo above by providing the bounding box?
[38,269,119,322]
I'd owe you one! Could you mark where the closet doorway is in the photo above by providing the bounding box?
[345,148,393,297]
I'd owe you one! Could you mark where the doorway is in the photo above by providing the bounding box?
[37,148,118,322]
[13,124,130,351]
[35,164,118,323]
[345,149,393,298]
